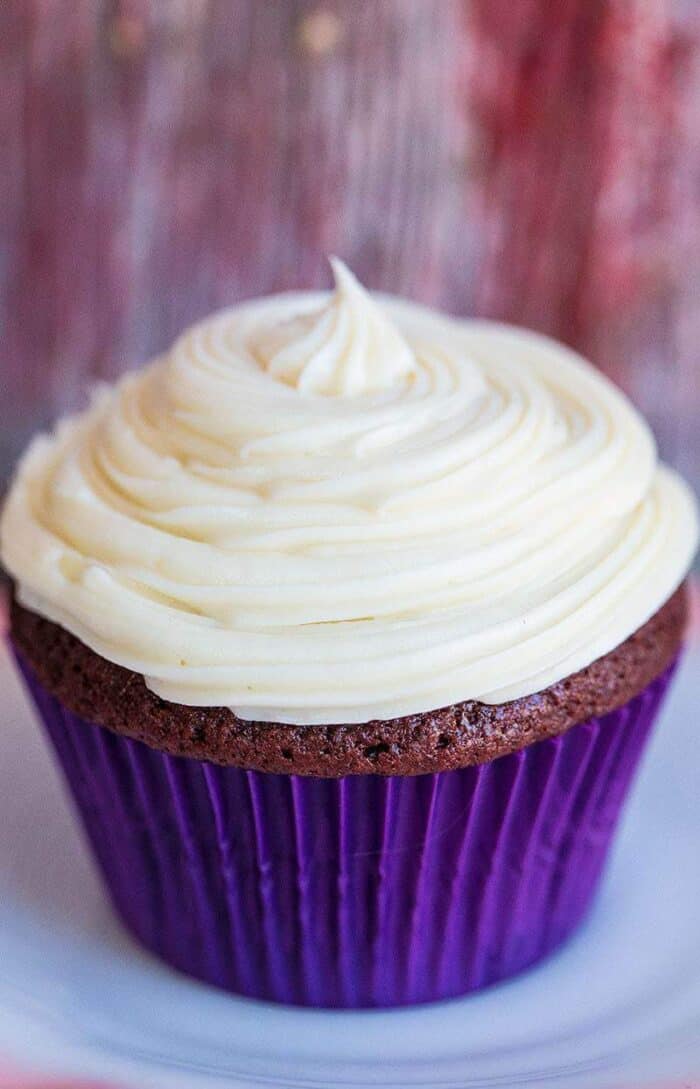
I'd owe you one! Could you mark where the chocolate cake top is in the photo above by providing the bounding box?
[11,584,687,776]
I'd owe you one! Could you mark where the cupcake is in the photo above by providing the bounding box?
[2,259,697,1008]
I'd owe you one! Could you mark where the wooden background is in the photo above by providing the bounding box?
[2,0,699,497]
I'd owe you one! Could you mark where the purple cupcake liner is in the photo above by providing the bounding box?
[15,650,677,1008]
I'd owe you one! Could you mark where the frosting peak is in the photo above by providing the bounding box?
[252,257,416,397]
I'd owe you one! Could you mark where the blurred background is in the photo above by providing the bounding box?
[2,0,699,495]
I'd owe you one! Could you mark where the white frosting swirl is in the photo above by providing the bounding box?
[2,260,697,724]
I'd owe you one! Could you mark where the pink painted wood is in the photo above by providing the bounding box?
[1,0,698,493]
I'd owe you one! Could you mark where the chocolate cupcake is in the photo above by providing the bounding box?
[2,259,697,1007]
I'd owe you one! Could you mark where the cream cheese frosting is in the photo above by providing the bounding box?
[2,260,697,724]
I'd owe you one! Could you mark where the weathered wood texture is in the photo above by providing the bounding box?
[1,0,698,493]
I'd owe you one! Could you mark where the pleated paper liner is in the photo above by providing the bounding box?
[14,650,676,1008]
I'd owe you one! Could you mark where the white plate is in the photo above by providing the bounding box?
[0,636,698,1089]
